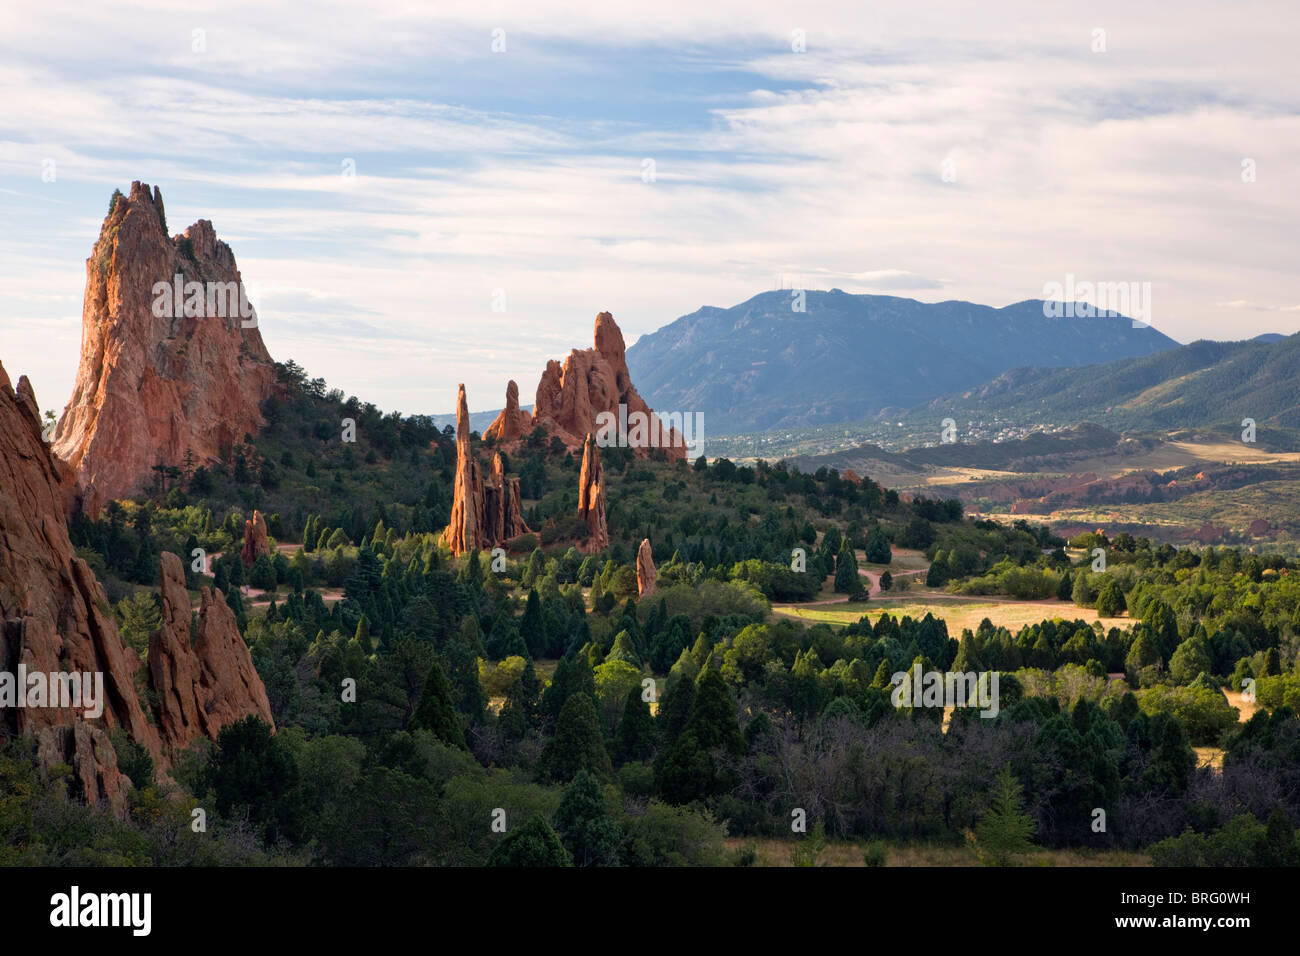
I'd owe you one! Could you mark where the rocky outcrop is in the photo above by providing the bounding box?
[577,433,609,553]
[488,453,531,543]
[1,361,157,815]
[1193,522,1231,545]
[484,380,533,443]
[636,538,657,597]
[443,385,531,556]
[240,509,270,566]
[193,583,275,737]
[149,552,274,761]
[2,362,276,815]
[529,312,686,461]
[53,182,279,513]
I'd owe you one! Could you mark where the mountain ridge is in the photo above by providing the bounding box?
[626,289,1179,434]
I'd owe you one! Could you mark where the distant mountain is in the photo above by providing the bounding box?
[626,290,1178,435]
[431,406,530,434]
[1253,332,1286,343]
[923,333,1300,435]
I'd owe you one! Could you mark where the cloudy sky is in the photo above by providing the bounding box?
[2,0,1297,419]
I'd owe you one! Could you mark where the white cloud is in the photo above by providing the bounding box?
[2,1,1298,414]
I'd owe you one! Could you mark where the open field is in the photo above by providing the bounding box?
[775,596,1130,635]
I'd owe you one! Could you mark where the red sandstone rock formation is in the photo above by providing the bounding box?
[636,538,657,597]
[484,379,533,443]
[1,361,155,816]
[443,385,531,556]
[149,551,273,761]
[53,182,279,513]
[530,312,687,461]
[1193,522,1231,545]
[489,453,531,542]
[2,363,276,815]
[577,433,609,553]
[241,509,271,565]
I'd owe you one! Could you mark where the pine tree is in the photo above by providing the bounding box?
[410,661,466,749]
[552,770,620,866]
[538,692,611,782]
[864,527,892,564]
[657,673,695,746]
[655,729,711,804]
[520,589,546,659]
[970,764,1037,865]
[687,668,745,755]
[614,687,656,764]
[445,619,487,721]
[540,656,596,724]
[834,539,863,598]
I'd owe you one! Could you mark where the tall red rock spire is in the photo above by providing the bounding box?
[53,182,278,514]
[636,538,657,597]
[577,432,609,553]
[484,379,533,443]
[443,384,531,556]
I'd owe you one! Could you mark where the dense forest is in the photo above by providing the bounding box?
[8,360,1299,868]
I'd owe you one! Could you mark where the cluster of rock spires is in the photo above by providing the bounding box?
[240,509,271,565]
[1,361,273,817]
[486,311,687,461]
[443,385,532,555]
[444,383,619,557]
[52,181,279,516]
[447,310,686,557]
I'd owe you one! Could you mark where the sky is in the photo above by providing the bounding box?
[2,0,1298,419]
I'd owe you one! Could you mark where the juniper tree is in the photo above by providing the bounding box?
[613,687,656,764]
[538,691,610,783]
[833,539,864,599]
[410,660,466,750]
[552,770,621,866]
[487,814,572,867]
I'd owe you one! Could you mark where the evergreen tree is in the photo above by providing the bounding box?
[613,687,657,764]
[552,770,621,866]
[538,692,611,782]
[410,661,467,749]
[1071,570,1094,608]
[213,560,230,595]
[445,619,487,722]
[686,668,745,755]
[657,673,696,746]
[487,814,572,867]
[486,611,528,660]
[834,539,864,599]
[540,655,597,723]
[864,527,892,564]
[1095,578,1127,616]
[970,764,1037,866]
[655,729,711,804]
[249,553,277,591]
[520,589,546,659]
